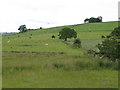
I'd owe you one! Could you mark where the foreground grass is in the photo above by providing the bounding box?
[3,52,118,88]
[3,69,118,88]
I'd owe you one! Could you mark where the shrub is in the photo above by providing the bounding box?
[52,35,55,39]
[73,38,81,48]
[101,35,105,38]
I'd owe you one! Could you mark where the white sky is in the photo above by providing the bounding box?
[0,0,119,32]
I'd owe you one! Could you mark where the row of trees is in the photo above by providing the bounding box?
[18,25,42,33]
[84,16,102,23]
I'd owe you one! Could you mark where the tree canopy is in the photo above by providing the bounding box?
[18,25,27,32]
[59,27,77,41]
[84,16,102,23]
[97,26,120,61]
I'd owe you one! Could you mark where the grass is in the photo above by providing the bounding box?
[3,70,118,88]
[2,21,119,88]
[3,52,118,88]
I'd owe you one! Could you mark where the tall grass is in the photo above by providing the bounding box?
[3,52,118,73]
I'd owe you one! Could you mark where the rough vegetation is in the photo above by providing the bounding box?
[97,26,120,61]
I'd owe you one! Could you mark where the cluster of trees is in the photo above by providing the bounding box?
[84,16,102,23]
[18,25,27,32]
[18,25,42,33]
[96,26,120,61]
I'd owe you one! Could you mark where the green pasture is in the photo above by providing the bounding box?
[2,21,118,88]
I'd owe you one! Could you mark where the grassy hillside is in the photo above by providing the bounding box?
[3,21,118,52]
[2,21,118,88]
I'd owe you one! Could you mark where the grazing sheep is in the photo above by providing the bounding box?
[45,43,48,45]
[7,40,10,43]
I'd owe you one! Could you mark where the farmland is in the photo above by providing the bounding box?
[2,21,119,88]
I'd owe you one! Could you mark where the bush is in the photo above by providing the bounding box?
[52,35,55,38]
[101,35,105,38]
[73,38,81,48]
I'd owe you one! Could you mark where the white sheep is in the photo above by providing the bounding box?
[7,40,10,43]
[45,43,48,45]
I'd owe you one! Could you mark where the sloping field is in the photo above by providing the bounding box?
[2,21,118,88]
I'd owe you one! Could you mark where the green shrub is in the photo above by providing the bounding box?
[73,38,81,48]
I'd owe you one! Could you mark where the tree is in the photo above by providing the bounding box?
[84,16,102,23]
[18,25,27,32]
[97,26,120,61]
[58,27,77,41]
[40,27,42,29]
[84,18,89,23]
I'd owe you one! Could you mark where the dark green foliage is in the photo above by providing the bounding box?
[40,27,42,29]
[97,27,120,60]
[18,25,27,32]
[52,35,55,38]
[97,39,120,60]
[74,38,81,44]
[110,26,120,38]
[101,35,105,38]
[59,27,77,41]
[106,35,111,38]
[73,38,81,48]
[84,18,89,23]
[84,16,102,23]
